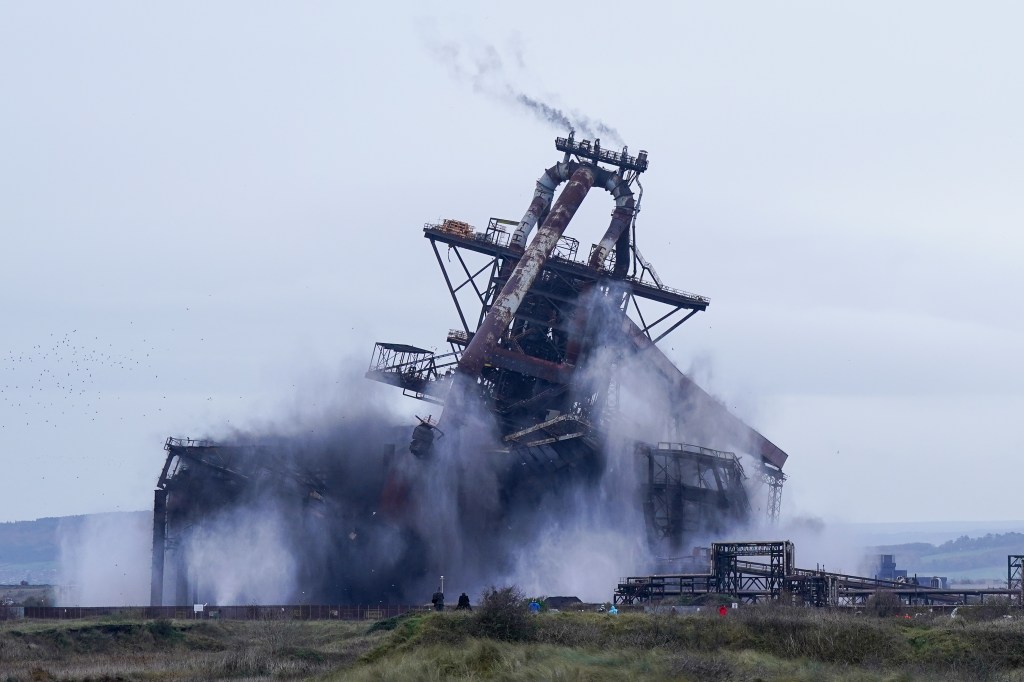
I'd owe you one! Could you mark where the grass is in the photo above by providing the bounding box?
[2,604,1023,681]
[0,617,385,681]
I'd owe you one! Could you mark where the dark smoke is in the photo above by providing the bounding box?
[175,399,424,605]
[164,294,772,604]
[166,373,640,605]
[514,94,575,135]
[167,269,773,604]
[513,94,624,147]
[424,36,625,146]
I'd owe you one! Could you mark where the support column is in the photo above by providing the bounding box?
[149,489,167,607]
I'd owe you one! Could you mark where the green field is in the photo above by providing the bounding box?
[3,601,1024,681]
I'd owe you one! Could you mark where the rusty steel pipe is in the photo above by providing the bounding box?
[510,161,579,249]
[458,165,597,377]
[512,162,637,276]
[587,174,636,271]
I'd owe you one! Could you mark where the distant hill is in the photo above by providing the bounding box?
[2,512,1022,588]
[0,511,149,584]
[842,520,1024,546]
[871,532,1024,583]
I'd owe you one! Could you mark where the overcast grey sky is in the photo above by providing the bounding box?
[1,2,1021,525]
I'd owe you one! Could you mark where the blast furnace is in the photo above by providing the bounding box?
[150,135,789,606]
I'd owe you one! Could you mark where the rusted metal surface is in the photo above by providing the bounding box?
[457,165,596,377]
[485,346,573,384]
[513,163,636,276]
[367,135,790,556]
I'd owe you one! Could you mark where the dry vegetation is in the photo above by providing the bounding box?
[2,596,1024,681]
[0,617,384,681]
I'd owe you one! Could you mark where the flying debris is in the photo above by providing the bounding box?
[149,135,789,607]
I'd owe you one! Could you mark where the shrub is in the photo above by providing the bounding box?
[474,586,536,642]
[147,618,178,640]
[867,591,903,617]
[954,598,1021,622]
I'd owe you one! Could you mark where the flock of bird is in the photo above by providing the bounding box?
[0,330,157,430]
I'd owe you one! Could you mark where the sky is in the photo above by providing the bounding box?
[1,1,1022,525]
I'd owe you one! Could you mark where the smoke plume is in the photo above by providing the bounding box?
[423,35,624,146]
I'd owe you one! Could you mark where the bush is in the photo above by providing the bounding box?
[147,618,178,640]
[954,598,1021,622]
[473,586,535,642]
[867,591,903,617]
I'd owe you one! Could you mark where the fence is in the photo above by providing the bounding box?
[1,604,423,622]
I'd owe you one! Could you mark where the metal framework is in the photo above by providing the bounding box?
[1010,555,1023,599]
[364,135,790,552]
[615,543,1024,608]
[758,463,786,523]
[555,135,649,174]
[153,136,798,608]
[366,342,456,404]
[150,437,327,606]
[638,443,751,552]
[712,541,794,600]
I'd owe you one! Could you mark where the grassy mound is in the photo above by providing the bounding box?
[2,603,1022,681]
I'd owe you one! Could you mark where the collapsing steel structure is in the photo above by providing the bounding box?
[150,135,793,606]
[366,134,789,555]
[150,437,332,607]
[638,443,751,547]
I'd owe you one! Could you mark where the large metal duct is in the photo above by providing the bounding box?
[458,165,597,377]
[411,165,600,454]
[511,164,636,280]
[588,173,636,276]
[509,162,579,249]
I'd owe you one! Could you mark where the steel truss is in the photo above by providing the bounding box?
[712,541,794,600]
[1010,555,1023,601]
[615,542,1024,608]
[758,463,786,524]
[365,217,711,412]
[638,443,751,552]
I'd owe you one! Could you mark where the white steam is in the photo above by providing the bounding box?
[57,512,150,606]
[186,505,299,605]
